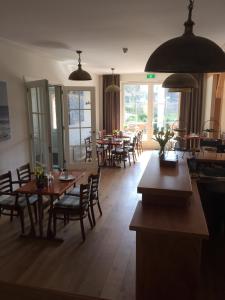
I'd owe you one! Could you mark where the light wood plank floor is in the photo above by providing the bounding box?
[0,151,150,300]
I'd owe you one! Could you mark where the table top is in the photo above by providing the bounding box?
[97,139,123,146]
[17,171,84,196]
[130,180,208,239]
[137,152,192,199]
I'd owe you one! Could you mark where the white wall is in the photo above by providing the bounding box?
[0,39,100,174]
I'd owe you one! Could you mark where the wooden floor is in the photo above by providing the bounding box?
[0,151,150,300]
[1,151,225,300]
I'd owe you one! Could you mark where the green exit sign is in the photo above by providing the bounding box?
[147,73,156,79]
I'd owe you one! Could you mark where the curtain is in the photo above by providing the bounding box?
[103,74,120,134]
[179,73,204,135]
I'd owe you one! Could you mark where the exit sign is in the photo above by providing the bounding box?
[147,73,156,79]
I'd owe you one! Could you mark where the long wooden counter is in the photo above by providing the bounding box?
[129,152,209,300]
[137,153,192,206]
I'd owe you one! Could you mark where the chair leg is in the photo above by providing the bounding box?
[53,212,57,236]
[33,203,38,223]
[90,203,95,226]
[88,208,94,228]
[97,200,103,216]
[80,218,86,241]
[19,209,25,234]
[10,209,14,222]
[128,154,131,166]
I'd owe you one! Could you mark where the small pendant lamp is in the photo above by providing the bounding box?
[69,50,92,81]
[145,0,225,73]
[106,68,120,93]
[162,73,198,93]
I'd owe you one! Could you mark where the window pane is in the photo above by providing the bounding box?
[153,85,180,130]
[80,91,91,109]
[68,92,79,109]
[80,110,91,127]
[69,110,79,127]
[123,84,148,139]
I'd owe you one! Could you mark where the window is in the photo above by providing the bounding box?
[152,85,180,130]
[122,83,180,141]
[123,84,148,139]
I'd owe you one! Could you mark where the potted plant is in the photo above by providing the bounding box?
[34,165,46,189]
[153,126,174,159]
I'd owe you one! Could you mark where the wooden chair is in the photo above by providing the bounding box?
[89,169,102,225]
[111,142,131,168]
[0,171,37,233]
[53,182,93,241]
[125,136,137,164]
[84,137,92,162]
[67,168,102,226]
[16,163,50,221]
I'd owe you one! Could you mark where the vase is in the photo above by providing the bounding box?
[159,146,165,160]
[36,176,46,189]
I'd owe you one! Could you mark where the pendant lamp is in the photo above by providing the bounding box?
[162,73,198,93]
[69,50,92,81]
[106,68,120,93]
[145,0,225,73]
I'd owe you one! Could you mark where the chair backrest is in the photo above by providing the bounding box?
[16,163,31,187]
[98,130,106,139]
[0,171,13,194]
[80,181,92,210]
[88,167,101,199]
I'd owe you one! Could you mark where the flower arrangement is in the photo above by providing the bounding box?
[153,126,174,158]
[112,129,119,136]
[34,165,46,188]
[34,165,44,178]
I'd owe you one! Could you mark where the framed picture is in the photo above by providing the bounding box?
[0,81,11,141]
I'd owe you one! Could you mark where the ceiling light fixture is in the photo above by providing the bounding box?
[69,50,92,81]
[162,73,198,93]
[145,0,225,73]
[105,68,120,93]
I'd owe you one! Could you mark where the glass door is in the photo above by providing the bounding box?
[63,87,96,169]
[26,80,64,171]
[26,80,51,170]
[48,85,64,169]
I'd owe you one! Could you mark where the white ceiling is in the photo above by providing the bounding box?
[0,0,225,74]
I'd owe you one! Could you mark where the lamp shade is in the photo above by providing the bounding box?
[162,73,198,93]
[69,68,92,81]
[69,50,92,81]
[145,1,225,73]
[105,84,120,93]
[105,68,120,93]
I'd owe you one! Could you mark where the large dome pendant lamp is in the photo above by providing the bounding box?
[162,73,199,93]
[69,50,92,81]
[105,68,120,93]
[145,0,225,73]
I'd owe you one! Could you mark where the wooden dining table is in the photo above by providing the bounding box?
[17,170,84,241]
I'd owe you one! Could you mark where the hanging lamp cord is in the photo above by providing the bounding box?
[184,0,195,35]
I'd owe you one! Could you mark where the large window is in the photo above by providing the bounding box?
[152,85,180,130]
[123,84,148,139]
[123,83,180,140]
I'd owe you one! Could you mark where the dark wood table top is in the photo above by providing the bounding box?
[17,171,84,196]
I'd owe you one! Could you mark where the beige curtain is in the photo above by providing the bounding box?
[103,74,120,134]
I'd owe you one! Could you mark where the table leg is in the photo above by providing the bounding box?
[24,195,36,237]
[47,195,55,239]
[37,194,43,237]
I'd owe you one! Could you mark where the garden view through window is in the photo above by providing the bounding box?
[123,84,180,140]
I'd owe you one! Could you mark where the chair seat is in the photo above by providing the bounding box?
[68,186,80,196]
[55,195,86,210]
[0,194,38,208]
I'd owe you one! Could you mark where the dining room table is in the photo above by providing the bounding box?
[17,170,84,241]
[96,138,125,167]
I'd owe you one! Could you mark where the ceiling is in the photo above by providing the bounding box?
[0,0,225,74]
